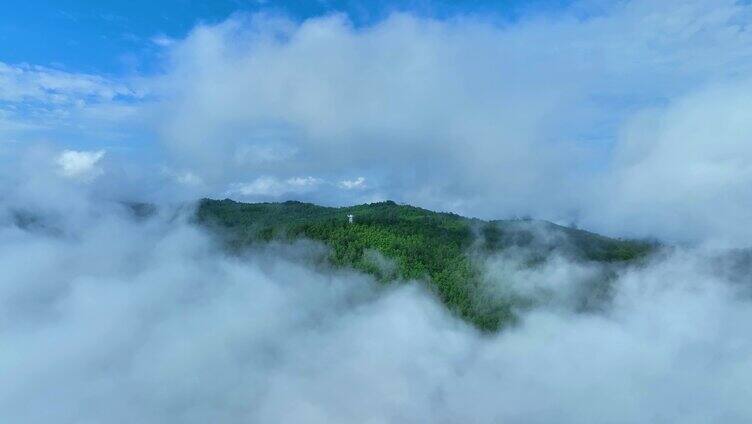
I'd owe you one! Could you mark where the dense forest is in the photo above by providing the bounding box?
[196,199,656,331]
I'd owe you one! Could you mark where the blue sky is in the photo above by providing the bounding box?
[0,0,571,75]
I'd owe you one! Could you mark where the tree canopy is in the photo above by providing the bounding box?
[197,198,656,331]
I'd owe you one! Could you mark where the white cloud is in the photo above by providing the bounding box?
[587,78,752,245]
[0,62,148,153]
[0,62,136,104]
[149,0,752,243]
[176,171,203,186]
[339,176,365,190]
[56,150,106,180]
[161,167,204,187]
[227,175,322,197]
[5,3,752,422]
[3,0,752,244]
[286,176,321,188]
[2,191,752,422]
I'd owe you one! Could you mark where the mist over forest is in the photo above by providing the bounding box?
[3,0,752,422]
[4,167,752,422]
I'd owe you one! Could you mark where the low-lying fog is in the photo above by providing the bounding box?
[3,194,752,423]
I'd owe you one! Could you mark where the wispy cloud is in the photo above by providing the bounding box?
[0,62,137,104]
[150,34,176,47]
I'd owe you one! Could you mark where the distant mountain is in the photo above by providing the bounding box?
[197,198,657,331]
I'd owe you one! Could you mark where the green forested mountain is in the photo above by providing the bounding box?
[197,198,656,331]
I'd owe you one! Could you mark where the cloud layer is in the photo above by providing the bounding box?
[3,187,752,423]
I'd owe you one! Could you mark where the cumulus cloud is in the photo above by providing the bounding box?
[1,0,750,243]
[139,0,752,244]
[56,149,106,180]
[590,79,752,245]
[339,176,366,190]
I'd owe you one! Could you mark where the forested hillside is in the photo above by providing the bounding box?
[197,198,656,331]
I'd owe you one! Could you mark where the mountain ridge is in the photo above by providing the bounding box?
[196,198,656,331]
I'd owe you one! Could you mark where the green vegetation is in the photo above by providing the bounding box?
[197,198,656,331]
